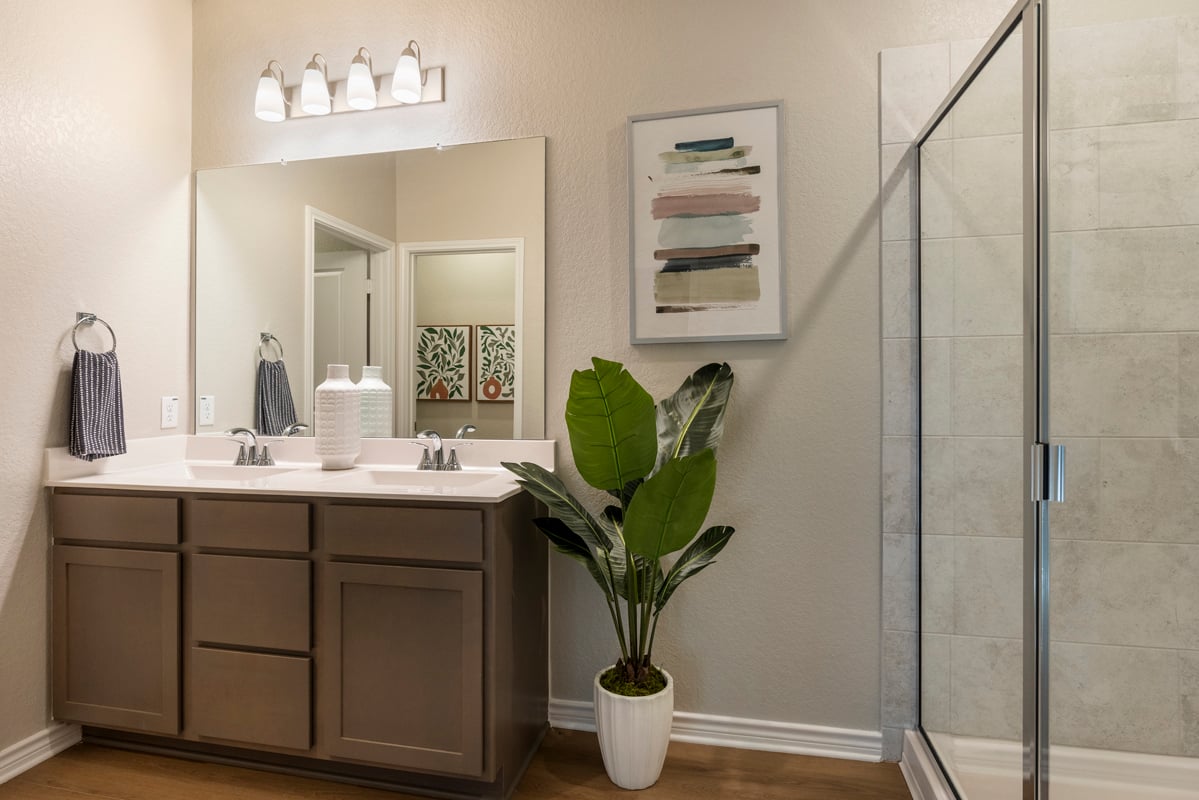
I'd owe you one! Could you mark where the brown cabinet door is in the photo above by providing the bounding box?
[53,546,180,734]
[322,562,483,776]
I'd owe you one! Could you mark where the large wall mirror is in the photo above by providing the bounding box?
[194,136,546,439]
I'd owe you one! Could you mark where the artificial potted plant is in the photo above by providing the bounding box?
[503,358,735,790]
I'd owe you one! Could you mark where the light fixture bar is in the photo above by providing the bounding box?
[279,66,445,119]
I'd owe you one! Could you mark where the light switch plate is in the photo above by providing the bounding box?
[161,396,179,429]
[198,395,215,427]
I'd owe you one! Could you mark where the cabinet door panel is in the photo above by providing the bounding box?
[54,494,179,545]
[324,506,482,563]
[189,499,309,552]
[191,554,310,651]
[323,562,483,776]
[190,647,310,750]
[53,546,179,734]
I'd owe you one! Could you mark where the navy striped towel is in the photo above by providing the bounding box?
[256,358,298,436]
[69,350,127,462]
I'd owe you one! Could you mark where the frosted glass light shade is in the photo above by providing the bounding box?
[346,60,377,110]
[301,62,331,115]
[255,73,286,122]
[391,48,422,104]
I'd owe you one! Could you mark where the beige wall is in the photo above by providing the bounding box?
[195,152,397,430]
[191,0,1011,735]
[0,0,192,749]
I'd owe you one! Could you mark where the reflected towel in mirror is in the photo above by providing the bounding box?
[256,358,298,436]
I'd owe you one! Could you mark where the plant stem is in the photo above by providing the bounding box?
[602,548,629,661]
[640,562,655,668]
[625,548,640,663]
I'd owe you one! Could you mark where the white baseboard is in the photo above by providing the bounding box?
[549,698,882,763]
[0,723,81,784]
[900,729,956,800]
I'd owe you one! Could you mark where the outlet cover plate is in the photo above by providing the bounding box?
[161,396,179,429]
[198,395,215,427]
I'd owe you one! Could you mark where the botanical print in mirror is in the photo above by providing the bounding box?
[628,101,786,343]
[475,325,515,402]
[415,325,472,401]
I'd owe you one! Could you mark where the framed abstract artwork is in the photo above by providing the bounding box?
[627,101,786,343]
[475,324,516,402]
[415,325,472,401]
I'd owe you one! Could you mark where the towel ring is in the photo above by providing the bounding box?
[259,332,284,362]
[72,313,116,353]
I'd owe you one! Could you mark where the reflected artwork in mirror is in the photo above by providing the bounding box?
[194,136,546,439]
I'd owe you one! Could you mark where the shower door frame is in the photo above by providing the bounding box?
[912,0,1052,798]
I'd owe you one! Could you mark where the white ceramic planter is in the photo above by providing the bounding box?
[593,667,673,790]
[356,365,393,438]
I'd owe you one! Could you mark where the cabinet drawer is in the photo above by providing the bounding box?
[53,494,178,545]
[191,555,310,652]
[189,499,309,552]
[190,647,310,751]
[325,506,483,563]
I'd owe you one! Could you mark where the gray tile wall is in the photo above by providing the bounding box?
[880,14,1199,762]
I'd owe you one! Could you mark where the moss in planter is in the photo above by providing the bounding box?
[599,665,667,697]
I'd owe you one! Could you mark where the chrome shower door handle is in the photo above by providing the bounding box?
[1030,443,1066,503]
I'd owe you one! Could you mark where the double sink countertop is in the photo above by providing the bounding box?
[45,435,556,503]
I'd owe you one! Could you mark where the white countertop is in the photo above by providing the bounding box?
[45,435,555,504]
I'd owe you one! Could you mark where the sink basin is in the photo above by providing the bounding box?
[323,469,499,489]
[184,465,297,481]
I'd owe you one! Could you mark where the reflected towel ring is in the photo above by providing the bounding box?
[259,332,284,362]
[72,313,117,353]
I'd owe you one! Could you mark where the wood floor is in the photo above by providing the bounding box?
[0,730,912,799]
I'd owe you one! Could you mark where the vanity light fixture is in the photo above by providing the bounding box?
[346,47,377,110]
[300,53,331,115]
[252,42,444,122]
[391,40,423,104]
[254,61,288,122]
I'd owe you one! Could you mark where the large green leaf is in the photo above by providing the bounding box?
[655,525,735,612]
[566,358,657,492]
[623,450,717,560]
[655,362,734,474]
[502,461,611,554]
[533,516,614,602]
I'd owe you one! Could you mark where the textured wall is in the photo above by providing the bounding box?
[0,0,192,750]
[192,0,1010,734]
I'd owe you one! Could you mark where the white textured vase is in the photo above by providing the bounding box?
[593,667,673,790]
[356,365,393,438]
[314,364,361,469]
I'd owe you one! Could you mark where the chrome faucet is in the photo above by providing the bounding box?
[414,430,444,470]
[282,422,309,437]
[455,424,477,439]
[226,428,259,466]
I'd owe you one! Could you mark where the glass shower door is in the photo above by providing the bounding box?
[1046,2,1199,798]
[918,17,1028,800]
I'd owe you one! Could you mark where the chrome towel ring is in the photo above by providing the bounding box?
[72,313,117,353]
[259,332,284,361]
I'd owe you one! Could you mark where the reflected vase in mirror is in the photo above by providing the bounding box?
[357,366,393,438]
[315,364,360,470]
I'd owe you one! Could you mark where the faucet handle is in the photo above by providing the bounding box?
[409,440,433,470]
[446,441,473,471]
[255,444,276,466]
[232,443,252,466]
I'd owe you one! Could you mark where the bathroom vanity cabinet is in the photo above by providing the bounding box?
[50,487,547,800]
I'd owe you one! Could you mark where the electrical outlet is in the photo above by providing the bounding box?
[161,396,180,429]
[199,395,215,427]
